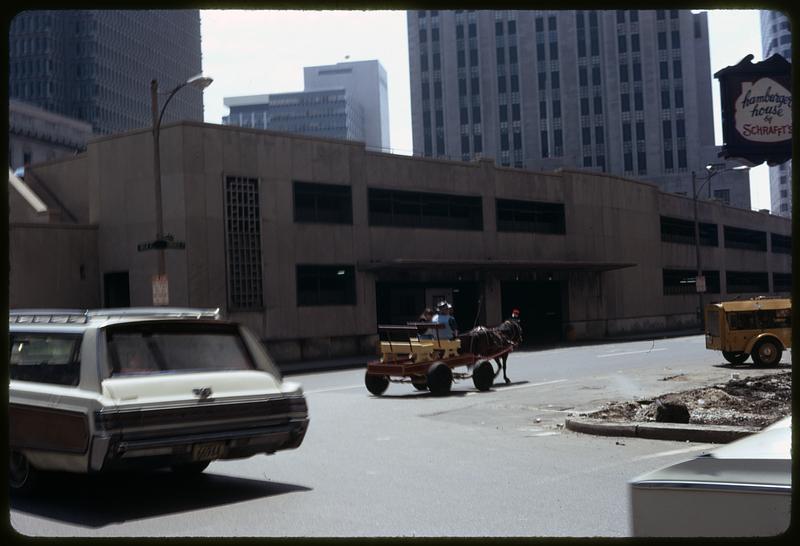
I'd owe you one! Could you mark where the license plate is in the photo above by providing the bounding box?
[192,442,225,461]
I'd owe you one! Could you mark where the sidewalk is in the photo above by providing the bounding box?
[276,328,703,375]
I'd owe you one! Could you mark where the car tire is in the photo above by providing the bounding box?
[411,376,428,391]
[472,360,494,391]
[426,362,452,396]
[9,451,38,494]
[722,351,749,365]
[751,339,783,367]
[170,461,211,475]
[365,373,389,396]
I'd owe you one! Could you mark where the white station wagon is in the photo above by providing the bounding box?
[9,308,309,493]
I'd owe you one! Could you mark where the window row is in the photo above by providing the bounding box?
[660,216,790,253]
[293,182,567,235]
[662,270,791,295]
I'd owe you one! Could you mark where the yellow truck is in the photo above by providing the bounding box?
[704,297,791,366]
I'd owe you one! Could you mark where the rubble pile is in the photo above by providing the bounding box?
[588,371,791,429]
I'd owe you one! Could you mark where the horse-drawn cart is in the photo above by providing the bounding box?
[364,322,518,396]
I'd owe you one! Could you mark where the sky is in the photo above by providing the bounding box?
[199,9,772,210]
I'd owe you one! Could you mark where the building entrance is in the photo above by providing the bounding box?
[376,282,481,331]
[501,280,565,346]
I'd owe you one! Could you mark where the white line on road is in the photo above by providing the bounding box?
[490,379,568,392]
[596,348,667,358]
[306,384,364,394]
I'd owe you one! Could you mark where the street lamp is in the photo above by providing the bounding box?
[149,74,212,305]
[691,163,749,324]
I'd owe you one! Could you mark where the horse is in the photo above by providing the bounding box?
[457,320,523,384]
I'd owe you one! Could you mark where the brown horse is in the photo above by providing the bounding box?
[457,320,523,383]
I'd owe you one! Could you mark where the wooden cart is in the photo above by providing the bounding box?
[364,323,516,396]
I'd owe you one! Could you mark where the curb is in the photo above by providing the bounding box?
[564,418,760,443]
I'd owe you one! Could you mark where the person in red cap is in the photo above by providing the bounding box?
[510,308,520,322]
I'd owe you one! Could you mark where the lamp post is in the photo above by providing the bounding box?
[691,163,749,324]
[150,74,212,305]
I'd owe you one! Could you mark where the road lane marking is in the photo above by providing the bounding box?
[596,348,667,358]
[306,384,364,394]
[491,379,568,392]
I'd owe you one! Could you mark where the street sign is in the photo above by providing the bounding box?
[152,274,169,306]
[696,275,707,293]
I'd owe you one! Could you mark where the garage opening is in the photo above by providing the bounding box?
[501,280,566,346]
[375,282,481,332]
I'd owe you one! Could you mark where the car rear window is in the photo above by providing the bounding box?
[9,333,82,386]
[106,322,256,376]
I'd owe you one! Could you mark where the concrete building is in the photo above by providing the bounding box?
[760,9,792,219]
[407,9,751,209]
[8,10,204,135]
[8,99,94,170]
[9,122,791,363]
[223,59,389,152]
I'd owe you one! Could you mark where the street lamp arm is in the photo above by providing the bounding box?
[156,82,187,133]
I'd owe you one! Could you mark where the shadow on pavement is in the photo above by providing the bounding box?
[10,469,312,528]
[711,362,792,371]
[371,380,530,399]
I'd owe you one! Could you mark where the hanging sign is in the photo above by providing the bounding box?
[714,54,792,166]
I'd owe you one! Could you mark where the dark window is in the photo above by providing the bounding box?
[579,67,588,86]
[726,311,757,330]
[673,60,682,78]
[106,323,256,376]
[662,269,720,295]
[726,271,769,294]
[724,226,767,252]
[224,176,264,309]
[771,233,791,254]
[773,272,792,292]
[496,198,566,234]
[660,61,669,79]
[510,46,518,63]
[508,20,516,34]
[618,35,627,53]
[368,188,483,231]
[661,90,671,108]
[297,265,356,306]
[658,32,667,50]
[662,120,672,138]
[294,182,352,224]
[9,333,81,386]
[660,216,718,246]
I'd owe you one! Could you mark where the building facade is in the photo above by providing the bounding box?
[407,9,751,209]
[223,60,389,152]
[760,9,792,218]
[222,89,365,142]
[9,122,791,364]
[8,99,94,170]
[8,10,204,135]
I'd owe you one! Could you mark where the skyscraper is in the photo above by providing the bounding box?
[760,9,792,218]
[408,9,750,208]
[8,10,204,136]
[223,60,389,152]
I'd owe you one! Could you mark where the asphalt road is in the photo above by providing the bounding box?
[8,335,791,537]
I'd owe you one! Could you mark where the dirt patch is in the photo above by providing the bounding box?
[586,371,791,429]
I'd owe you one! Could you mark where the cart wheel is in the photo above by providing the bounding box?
[427,362,452,396]
[722,351,749,365]
[365,372,389,395]
[9,451,39,495]
[411,376,429,391]
[751,338,783,367]
[472,360,494,391]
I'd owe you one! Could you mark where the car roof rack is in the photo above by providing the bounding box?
[85,307,222,320]
[9,309,89,324]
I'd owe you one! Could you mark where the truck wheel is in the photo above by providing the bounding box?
[751,339,783,367]
[722,351,749,365]
[365,373,389,395]
[472,360,494,391]
[427,362,452,396]
[411,376,428,391]
[9,451,38,494]
[171,461,211,475]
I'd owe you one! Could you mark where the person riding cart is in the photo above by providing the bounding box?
[433,301,459,340]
